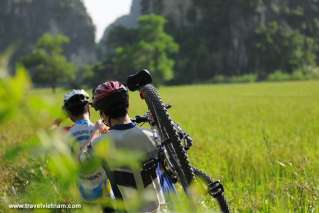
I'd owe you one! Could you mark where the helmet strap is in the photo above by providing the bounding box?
[108,117,112,128]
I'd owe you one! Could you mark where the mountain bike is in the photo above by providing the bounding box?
[127,70,230,212]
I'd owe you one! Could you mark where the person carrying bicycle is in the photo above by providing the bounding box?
[63,89,110,202]
[91,81,175,212]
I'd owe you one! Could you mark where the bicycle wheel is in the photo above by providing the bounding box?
[140,84,194,194]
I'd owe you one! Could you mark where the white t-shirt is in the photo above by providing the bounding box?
[94,123,166,212]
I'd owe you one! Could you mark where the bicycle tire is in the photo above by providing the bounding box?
[140,84,230,213]
[140,84,194,193]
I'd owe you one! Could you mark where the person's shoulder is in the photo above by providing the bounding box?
[130,126,156,141]
[110,125,154,136]
[68,124,78,133]
[139,127,154,136]
[70,121,94,130]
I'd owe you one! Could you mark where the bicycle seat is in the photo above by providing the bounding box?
[126,69,152,91]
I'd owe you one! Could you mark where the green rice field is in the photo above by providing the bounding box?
[1,81,318,212]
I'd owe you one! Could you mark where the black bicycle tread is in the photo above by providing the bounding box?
[143,86,191,166]
[141,84,194,187]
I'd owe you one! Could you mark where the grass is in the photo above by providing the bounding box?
[1,81,318,212]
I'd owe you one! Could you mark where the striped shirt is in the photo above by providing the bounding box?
[69,119,109,201]
[69,119,95,145]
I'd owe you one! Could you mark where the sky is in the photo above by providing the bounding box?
[83,0,132,41]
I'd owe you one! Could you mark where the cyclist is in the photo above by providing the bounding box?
[63,89,110,202]
[91,81,175,212]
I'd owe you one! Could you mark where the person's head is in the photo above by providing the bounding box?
[63,89,90,122]
[92,81,129,126]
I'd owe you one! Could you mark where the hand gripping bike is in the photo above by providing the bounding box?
[127,70,230,212]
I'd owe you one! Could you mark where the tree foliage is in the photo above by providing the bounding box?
[99,15,179,84]
[254,21,318,76]
[21,33,76,90]
[136,0,319,83]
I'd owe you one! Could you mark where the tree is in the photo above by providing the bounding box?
[21,33,76,91]
[138,0,319,83]
[254,21,318,76]
[111,15,179,84]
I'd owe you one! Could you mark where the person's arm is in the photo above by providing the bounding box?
[80,120,108,152]
[51,118,64,129]
[94,119,109,134]
[51,117,72,132]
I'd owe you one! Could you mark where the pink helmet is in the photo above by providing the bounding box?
[92,81,127,110]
